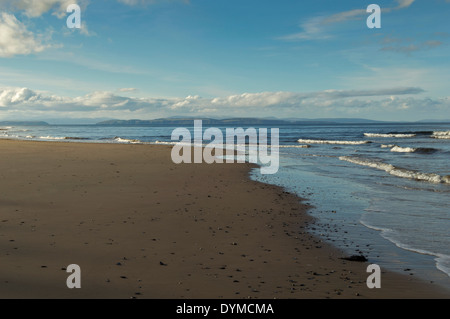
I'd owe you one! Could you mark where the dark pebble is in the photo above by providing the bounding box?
[340,255,368,262]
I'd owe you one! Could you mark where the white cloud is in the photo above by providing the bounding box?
[279,16,331,41]
[380,39,443,54]
[1,86,445,122]
[281,0,416,42]
[0,0,92,43]
[341,66,449,97]
[0,13,47,57]
[118,88,138,92]
[0,87,47,106]
[79,21,95,36]
[396,0,415,9]
[323,9,366,24]
[0,0,80,18]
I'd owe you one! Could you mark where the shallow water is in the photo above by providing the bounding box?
[252,123,450,291]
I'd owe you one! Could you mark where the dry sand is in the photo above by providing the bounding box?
[0,139,448,298]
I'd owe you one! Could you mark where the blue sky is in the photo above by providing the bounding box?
[0,0,449,122]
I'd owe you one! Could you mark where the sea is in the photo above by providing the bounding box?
[2,122,449,291]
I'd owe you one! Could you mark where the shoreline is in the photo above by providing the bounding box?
[251,167,450,292]
[0,139,448,298]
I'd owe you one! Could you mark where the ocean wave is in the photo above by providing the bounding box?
[360,219,450,277]
[432,130,450,136]
[39,136,66,140]
[114,137,142,144]
[390,146,416,153]
[382,145,438,154]
[153,140,177,145]
[339,156,450,184]
[38,136,90,141]
[1,134,19,138]
[367,130,450,139]
[279,144,311,148]
[364,133,416,138]
[64,137,90,140]
[432,131,450,139]
[297,139,369,145]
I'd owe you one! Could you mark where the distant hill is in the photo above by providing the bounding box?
[45,118,111,125]
[96,117,390,126]
[97,118,293,126]
[0,121,49,126]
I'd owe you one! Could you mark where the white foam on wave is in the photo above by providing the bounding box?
[1,134,19,138]
[154,141,203,146]
[432,130,450,136]
[432,131,450,139]
[390,145,416,153]
[153,140,177,145]
[6,128,30,132]
[39,136,65,140]
[360,218,450,277]
[298,139,369,145]
[279,144,311,148]
[382,144,438,154]
[114,137,142,144]
[364,133,416,138]
[339,156,450,184]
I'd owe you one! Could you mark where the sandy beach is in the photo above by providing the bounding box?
[0,139,447,299]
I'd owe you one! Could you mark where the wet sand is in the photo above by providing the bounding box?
[0,139,448,298]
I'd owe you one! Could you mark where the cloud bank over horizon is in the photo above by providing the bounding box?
[0,86,447,122]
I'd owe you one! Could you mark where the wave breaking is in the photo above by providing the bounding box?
[297,139,369,145]
[432,131,450,139]
[339,156,450,184]
[364,133,416,138]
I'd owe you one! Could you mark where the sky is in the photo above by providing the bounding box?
[0,0,449,123]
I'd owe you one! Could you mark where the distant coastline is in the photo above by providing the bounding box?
[0,121,50,126]
[1,118,449,127]
[96,117,450,126]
